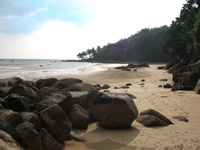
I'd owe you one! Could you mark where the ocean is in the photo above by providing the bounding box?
[0,59,109,80]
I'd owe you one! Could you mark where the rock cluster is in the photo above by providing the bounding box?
[165,59,200,94]
[0,77,139,149]
[115,63,149,71]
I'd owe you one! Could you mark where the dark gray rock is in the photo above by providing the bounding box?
[92,92,138,128]
[140,109,173,125]
[52,78,82,89]
[194,79,200,94]
[160,79,168,81]
[0,130,24,150]
[0,87,11,98]
[36,78,58,89]
[157,66,166,70]
[16,122,43,150]
[0,109,22,139]
[101,84,110,89]
[35,87,71,112]
[68,82,96,92]
[136,115,168,127]
[181,71,200,87]
[163,84,172,88]
[5,94,29,112]
[93,84,101,90]
[8,84,37,100]
[68,104,89,129]
[40,104,72,144]
[39,128,63,150]
[20,112,43,131]
[122,68,131,71]
[172,115,189,122]
[0,77,24,87]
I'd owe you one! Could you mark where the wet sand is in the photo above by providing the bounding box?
[63,65,200,150]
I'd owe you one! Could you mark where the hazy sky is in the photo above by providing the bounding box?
[0,0,186,59]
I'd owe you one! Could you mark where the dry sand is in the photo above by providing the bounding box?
[63,65,200,150]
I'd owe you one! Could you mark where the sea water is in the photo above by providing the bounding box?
[0,59,106,80]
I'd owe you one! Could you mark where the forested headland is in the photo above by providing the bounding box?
[77,0,200,63]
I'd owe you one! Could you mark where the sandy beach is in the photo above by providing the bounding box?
[64,65,200,150]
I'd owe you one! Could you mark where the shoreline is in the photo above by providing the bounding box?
[64,65,200,150]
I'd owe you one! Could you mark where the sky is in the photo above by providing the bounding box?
[0,0,186,59]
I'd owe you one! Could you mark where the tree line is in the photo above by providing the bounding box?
[163,0,200,60]
[77,0,200,62]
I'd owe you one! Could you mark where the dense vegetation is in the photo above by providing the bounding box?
[77,0,200,62]
[77,26,172,62]
[163,0,200,60]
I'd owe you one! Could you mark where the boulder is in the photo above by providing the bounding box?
[36,78,58,89]
[40,104,72,144]
[136,115,168,127]
[69,91,91,110]
[4,94,29,112]
[35,87,71,112]
[93,84,101,91]
[16,122,43,150]
[68,104,89,129]
[92,92,138,128]
[68,82,96,92]
[0,87,11,98]
[0,103,4,109]
[0,109,22,139]
[24,81,38,93]
[8,84,37,100]
[181,71,200,87]
[39,128,63,150]
[0,130,23,150]
[194,79,200,94]
[0,77,24,87]
[52,78,82,89]
[139,109,173,124]
[20,112,43,131]
[172,73,181,83]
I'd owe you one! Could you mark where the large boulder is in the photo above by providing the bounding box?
[68,104,89,129]
[40,104,72,144]
[0,130,23,150]
[0,87,11,98]
[16,122,43,150]
[68,82,96,92]
[194,79,200,94]
[69,91,91,110]
[181,71,200,87]
[20,112,43,131]
[36,78,58,89]
[92,92,138,128]
[8,84,37,100]
[52,78,82,89]
[136,109,172,127]
[35,87,71,112]
[0,77,24,87]
[0,109,22,139]
[4,94,30,112]
[39,128,63,150]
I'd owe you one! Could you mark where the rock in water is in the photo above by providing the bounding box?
[40,104,72,144]
[92,92,138,128]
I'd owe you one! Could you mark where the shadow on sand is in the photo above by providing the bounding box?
[82,126,140,150]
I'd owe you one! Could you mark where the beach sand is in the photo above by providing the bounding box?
[63,65,200,150]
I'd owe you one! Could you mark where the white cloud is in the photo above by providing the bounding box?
[0,0,185,59]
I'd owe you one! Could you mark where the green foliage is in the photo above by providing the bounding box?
[164,0,200,60]
[78,26,172,62]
